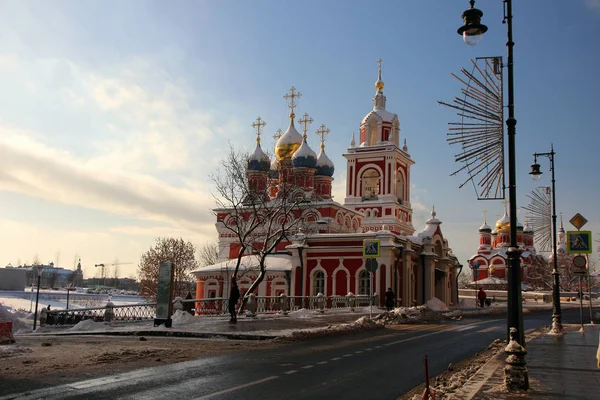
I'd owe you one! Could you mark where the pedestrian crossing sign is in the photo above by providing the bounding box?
[363,239,380,258]
[566,231,592,254]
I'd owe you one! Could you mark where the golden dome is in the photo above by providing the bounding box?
[275,117,303,161]
[375,80,384,91]
[495,207,510,231]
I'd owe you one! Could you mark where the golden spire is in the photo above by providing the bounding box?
[298,113,313,140]
[273,128,282,141]
[316,124,330,150]
[375,58,384,92]
[283,86,302,119]
[251,116,267,143]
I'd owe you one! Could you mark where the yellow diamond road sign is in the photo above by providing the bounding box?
[569,213,588,230]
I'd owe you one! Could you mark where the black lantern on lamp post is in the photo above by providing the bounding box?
[455,0,528,390]
[530,144,562,334]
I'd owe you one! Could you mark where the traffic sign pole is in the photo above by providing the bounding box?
[586,255,594,324]
[578,275,584,332]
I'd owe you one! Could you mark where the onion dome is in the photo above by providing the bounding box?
[292,138,317,168]
[479,219,491,232]
[315,148,334,176]
[275,117,303,160]
[270,158,280,179]
[495,207,510,231]
[247,142,270,172]
[523,220,533,233]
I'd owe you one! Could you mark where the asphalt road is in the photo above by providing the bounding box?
[2,308,595,400]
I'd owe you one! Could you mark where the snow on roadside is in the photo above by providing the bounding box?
[69,319,108,332]
[0,303,29,332]
[280,316,381,341]
[172,310,195,326]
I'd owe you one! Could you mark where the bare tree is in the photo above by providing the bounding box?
[212,146,315,311]
[137,237,198,300]
[198,241,220,267]
[457,270,472,289]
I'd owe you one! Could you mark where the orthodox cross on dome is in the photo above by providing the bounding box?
[375,58,384,92]
[298,113,313,140]
[316,124,330,150]
[251,116,267,143]
[482,208,488,223]
[283,86,302,119]
[273,128,282,141]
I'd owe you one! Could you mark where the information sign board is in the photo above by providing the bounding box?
[363,239,380,258]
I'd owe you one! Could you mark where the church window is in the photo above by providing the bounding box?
[359,270,370,295]
[313,271,325,295]
[362,170,380,200]
[396,172,404,203]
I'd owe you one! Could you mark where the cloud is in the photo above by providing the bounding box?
[0,128,214,231]
[586,0,600,13]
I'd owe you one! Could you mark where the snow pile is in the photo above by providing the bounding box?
[404,339,505,400]
[171,310,195,326]
[0,303,28,332]
[69,319,106,331]
[455,298,476,309]
[0,345,33,359]
[425,297,449,312]
[373,306,449,325]
[288,309,317,318]
[281,316,382,341]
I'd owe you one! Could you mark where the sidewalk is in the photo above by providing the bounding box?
[453,324,600,400]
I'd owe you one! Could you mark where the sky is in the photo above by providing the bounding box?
[0,0,599,279]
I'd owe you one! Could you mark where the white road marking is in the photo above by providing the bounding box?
[355,350,363,354]
[330,357,341,361]
[302,365,314,369]
[317,361,328,365]
[343,353,354,357]
[284,370,298,375]
[365,348,373,351]
[193,376,279,399]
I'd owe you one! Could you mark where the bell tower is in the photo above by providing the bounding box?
[343,60,415,235]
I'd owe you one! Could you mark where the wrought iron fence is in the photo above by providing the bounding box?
[43,294,376,326]
[45,303,156,326]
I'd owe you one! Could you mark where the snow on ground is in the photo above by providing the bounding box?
[425,297,449,312]
[69,319,109,332]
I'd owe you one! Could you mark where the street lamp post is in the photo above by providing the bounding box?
[456,0,528,390]
[530,144,562,334]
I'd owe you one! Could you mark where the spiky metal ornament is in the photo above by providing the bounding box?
[439,56,504,200]
[523,186,552,252]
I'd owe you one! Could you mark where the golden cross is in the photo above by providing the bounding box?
[316,124,330,150]
[283,86,302,117]
[298,113,313,140]
[377,58,383,73]
[251,116,267,143]
[273,128,282,141]
[482,208,487,222]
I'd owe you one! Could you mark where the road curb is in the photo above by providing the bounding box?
[16,329,279,341]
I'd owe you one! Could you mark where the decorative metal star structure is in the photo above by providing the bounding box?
[523,186,552,252]
[439,56,505,200]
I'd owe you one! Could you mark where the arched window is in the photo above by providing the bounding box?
[313,271,325,295]
[396,172,404,203]
[359,270,370,295]
[362,170,380,200]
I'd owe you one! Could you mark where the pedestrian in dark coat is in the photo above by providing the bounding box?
[384,288,395,311]
[228,278,240,323]
[477,288,487,308]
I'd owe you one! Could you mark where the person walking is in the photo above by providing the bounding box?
[384,287,395,312]
[228,278,240,323]
[477,288,487,308]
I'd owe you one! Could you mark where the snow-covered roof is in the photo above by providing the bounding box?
[191,254,293,274]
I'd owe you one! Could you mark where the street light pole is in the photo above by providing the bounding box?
[456,0,528,390]
[530,144,562,334]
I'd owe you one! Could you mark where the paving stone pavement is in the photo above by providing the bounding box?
[453,324,600,400]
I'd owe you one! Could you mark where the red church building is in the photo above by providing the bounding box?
[193,62,462,308]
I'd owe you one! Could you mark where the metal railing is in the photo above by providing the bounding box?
[45,303,156,326]
[42,295,376,326]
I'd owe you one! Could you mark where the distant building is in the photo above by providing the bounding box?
[468,207,547,290]
[0,267,27,290]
